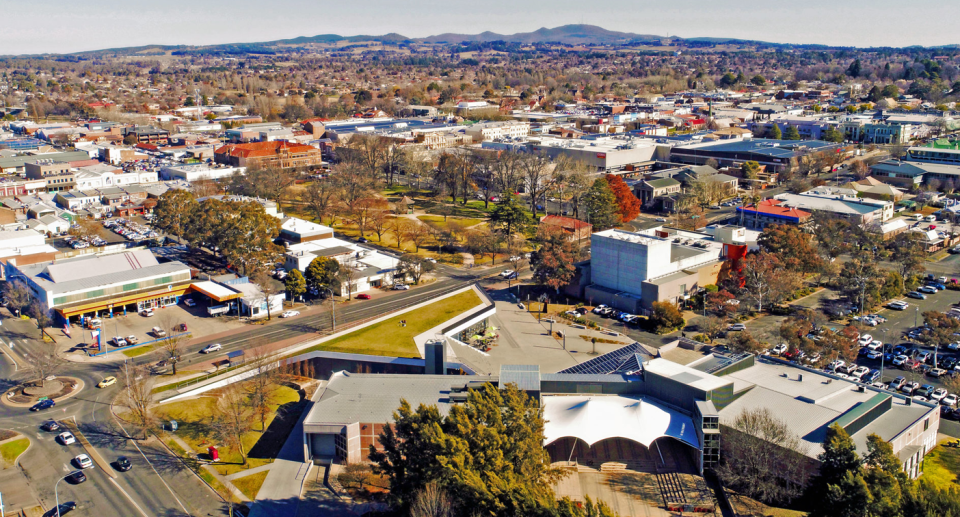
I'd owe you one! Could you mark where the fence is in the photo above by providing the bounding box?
[90,331,192,357]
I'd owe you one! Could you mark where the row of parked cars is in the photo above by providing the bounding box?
[64,234,106,249]
[591,305,642,325]
[103,218,159,242]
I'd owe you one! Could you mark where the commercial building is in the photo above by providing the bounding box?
[772,190,894,225]
[0,150,90,174]
[160,164,245,182]
[577,226,748,312]
[214,141,322,169]
[24,160,76,192]
[464,121,531,142]
[483,135,664,172]
[906,141,960,166]
[670,139,842,173]
[6,249,193,323]
[301,342,938,480]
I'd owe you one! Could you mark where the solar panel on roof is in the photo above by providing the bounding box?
[558,343,650,376]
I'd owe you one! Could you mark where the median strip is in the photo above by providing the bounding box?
[62,417,117,479]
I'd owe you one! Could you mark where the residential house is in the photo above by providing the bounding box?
[539,215,592,243]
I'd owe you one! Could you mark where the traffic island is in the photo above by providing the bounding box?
[1,376,85,408]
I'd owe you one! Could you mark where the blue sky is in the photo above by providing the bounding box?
[4,0,959,55]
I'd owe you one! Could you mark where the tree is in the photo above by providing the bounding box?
[212,381,253,465]
[851,159,870,180]
[699,316,726,342]
[757,224,823,274]
[22,341,63,388]
[119,361,153,438]
[888,231,927,282]
[605,174,642,223]
[741,160,761,180]
[3,279,31,317]
[405,221,432,253]
[489,193,529,236]
[706,289,738,318]
[284,269,306,302]
[153,189,197,243]
[582,178,619,230]
[410,482,453,517]
[727,330,765,355]
[29,300,52,341]
[532,225,578,292]
[304,256,340,293]
[770,124,782,140]
[823,127,845,143]
[398,254,435,285]
[464,227,501,264]
[740,252,798,312]
[369,209,389,242]
[68,217,103,241]
[718,407,809,506]
[847,58,863,78]
[251,270,281,320]
[246,346,279,433]
[389,217,409,250]
[650,301,683,334]
[157,313,188,375]
[919,311,960,368]
[750,74,767,86]
[783,125,801,140]
[518,152,553,217]
[337,262,361,299]
[302,178,339,225]
[369,384,566,516]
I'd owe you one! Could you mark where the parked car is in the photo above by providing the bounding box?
[200,343,222,354]
[151,326,167,337]
[592,305,609,314]
[929,368,948,378]
[139,308,155,317]
[727,323,746,332]
[888,300,909,310]
[901,381,920,394]
[892,354,909,367]
[392,284,410,290]
[280,310,300,318]
[183,299,196,307]
[916,385,936,398]
[907,291,928,300]
[112,336,127,347]
[772,343,788,355]
[943,393,959,406]
[865,370,881,383]
[932,388,949,402]
[866,350,883,360]
[888,376,906,390]
[918,285,938,294]
[125,335,138,345]
[356,294,372,300]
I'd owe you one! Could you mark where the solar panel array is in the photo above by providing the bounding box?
[558,343,650,375]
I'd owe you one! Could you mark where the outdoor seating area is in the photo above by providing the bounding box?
[467,325,499,352]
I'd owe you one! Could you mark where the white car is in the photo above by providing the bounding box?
[858,334,873,346]
[918,285,938,294]
[866,350,883,360]
[913,396,930,403]
[867,340,883,351]
[392,284,410,290]
[140,308,154,317]
[200,343,222,354]
[888,301,909,311]
[827,360,845,371]
[851,366,870,379]
[499,269,515,278]
[772,343,788,355]
[655,217,667,222]
[948,342,960,351]
[58,432,75,445]
[280,310,300,318]
[75,454,93,469]
[931,388,949,402]
[112,337,127,347]
[727,324,746,332]
[892,355,909,366]
[942,393,958,406]
[592,305,609,314]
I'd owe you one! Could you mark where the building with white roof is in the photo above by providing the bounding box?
[160,164,244,182]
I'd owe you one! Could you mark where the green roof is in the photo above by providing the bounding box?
[833,392,892,436]
[645,178,681,189]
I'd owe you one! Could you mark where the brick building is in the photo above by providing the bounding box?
[214,141,323,169]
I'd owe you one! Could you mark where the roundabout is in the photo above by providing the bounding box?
[1,376,85,408]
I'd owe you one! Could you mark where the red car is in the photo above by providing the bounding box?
[356,294,371,300]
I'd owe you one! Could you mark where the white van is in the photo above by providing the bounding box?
[925,214,937,222]
[915,214,924,221]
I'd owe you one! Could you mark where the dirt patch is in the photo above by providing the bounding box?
[0,429,17,442]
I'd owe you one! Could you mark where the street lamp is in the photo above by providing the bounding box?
[879,328,888,382]
[55,474,68,517]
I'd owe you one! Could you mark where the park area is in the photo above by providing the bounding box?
[301,289,483,357]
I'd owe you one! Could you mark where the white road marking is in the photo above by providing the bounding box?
[108,477,150,517]
[113,416,191,515]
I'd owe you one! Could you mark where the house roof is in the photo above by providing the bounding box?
[214,141,317,159]
[644,178,682,189]
[738,198,812,220]
[540,215,592,231]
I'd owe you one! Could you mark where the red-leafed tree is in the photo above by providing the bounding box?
[605,174,642,223]
[531,225,578,292]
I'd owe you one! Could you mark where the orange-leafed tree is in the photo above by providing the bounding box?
[605,174,642,223]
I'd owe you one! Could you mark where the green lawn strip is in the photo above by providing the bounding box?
[416,215,484,231]
[156,386,300,477]
[122,344,156,358]
[0,437,30,465]
[231,470,270,500]
[298,290,482,358]
[921,443,960,489]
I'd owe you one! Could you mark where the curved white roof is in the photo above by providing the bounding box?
[542,395,700,449]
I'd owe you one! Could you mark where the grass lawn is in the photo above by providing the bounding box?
[232,470,269,500]
[122,344,157,358]
[156,385,301,477]
[921,440,960,490]
[0,437,29,467]
[417,215,484,231]
[301,290,482,357]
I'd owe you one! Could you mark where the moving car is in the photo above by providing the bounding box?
[41,421,60,432]
[74,454,93,469]
[31,399,55,411]
[58,431,75,445]
[280,310,300,318]
[115,456,132,472]
[97,376,117,388]
[200,343,222,354]
[356,294,372,300]
[727,323,746,332]
[68,470,86,484]
[888,300,909,310]
[907,291,927,300]
[151,326,167,337]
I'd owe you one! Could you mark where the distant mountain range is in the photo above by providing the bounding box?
[20,24,957,58]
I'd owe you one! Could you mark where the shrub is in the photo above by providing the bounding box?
[692,333,710,343]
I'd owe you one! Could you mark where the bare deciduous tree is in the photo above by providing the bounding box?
[22,341,64,388]
[718,407,809,506]
[212,381,253,465]
[119,361,154,437]
[405,221,431,252]
[3,279,31,317]
[246,346,279,433]
[410,481,453,517]
[158,313,188,375]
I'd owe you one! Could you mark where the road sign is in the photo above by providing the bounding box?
[38,397,48,401]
